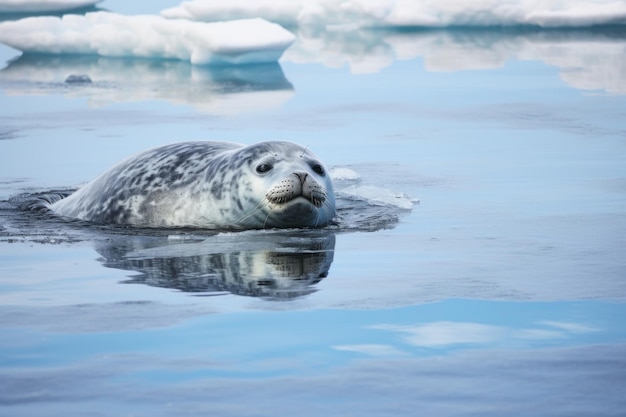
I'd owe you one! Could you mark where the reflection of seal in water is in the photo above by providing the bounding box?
[94,231,335,299]
[49,141,336,229]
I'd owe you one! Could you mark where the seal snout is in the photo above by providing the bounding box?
[294,172,308,183]
[266,172,327,208]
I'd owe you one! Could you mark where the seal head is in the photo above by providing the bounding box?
[49,141,336,229]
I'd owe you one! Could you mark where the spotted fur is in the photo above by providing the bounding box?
[50,141,336,229]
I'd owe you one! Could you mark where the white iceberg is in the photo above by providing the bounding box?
[0,12,295,65]
[0,0,101,13]
[162,0,626,29]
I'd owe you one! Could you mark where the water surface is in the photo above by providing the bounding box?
[1,2,625,416]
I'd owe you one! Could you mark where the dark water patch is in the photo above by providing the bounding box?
[0,127,20,140]
[1,192,85,245]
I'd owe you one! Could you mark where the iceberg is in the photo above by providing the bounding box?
[162,0,626,29]
[0,0,101,13]
[0,12,295,65]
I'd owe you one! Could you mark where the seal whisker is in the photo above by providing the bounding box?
[317,200,335,227]
[235,199,270,227]
[263,209,274,229]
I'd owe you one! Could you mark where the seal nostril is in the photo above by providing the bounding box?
[294,172,308,184]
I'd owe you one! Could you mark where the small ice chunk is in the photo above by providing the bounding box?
[340,185,416,210]
[330,167,361,181]
[0,12,295,66]
[65,74,92,83]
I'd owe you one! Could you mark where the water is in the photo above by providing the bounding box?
[1,2,626,416]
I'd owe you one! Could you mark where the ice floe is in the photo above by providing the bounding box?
[0,12,295,65]
[0,0,101,13]
[162,0,626,29]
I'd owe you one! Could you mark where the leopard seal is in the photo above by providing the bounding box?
[48,141,336,229]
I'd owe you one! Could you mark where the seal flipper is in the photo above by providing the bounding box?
[13,190,74,213]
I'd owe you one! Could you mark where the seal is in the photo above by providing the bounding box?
[48,141,336,229]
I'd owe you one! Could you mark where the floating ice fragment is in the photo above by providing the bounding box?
[339,185,416,210]
[330,167,361,181]
[65,74,91,83]
[0,0,102,13]
[0,12,295,66]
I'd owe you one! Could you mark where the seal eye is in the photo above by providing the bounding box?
[311,163,325,176]
[256,163,273,174]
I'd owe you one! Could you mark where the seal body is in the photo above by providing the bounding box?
[49,141,336,229]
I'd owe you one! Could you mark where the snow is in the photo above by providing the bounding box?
[161,0,626,28]
[0,0,101,13]
[0,12,295,65]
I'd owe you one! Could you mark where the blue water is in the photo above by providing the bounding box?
[1,1,626,416]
